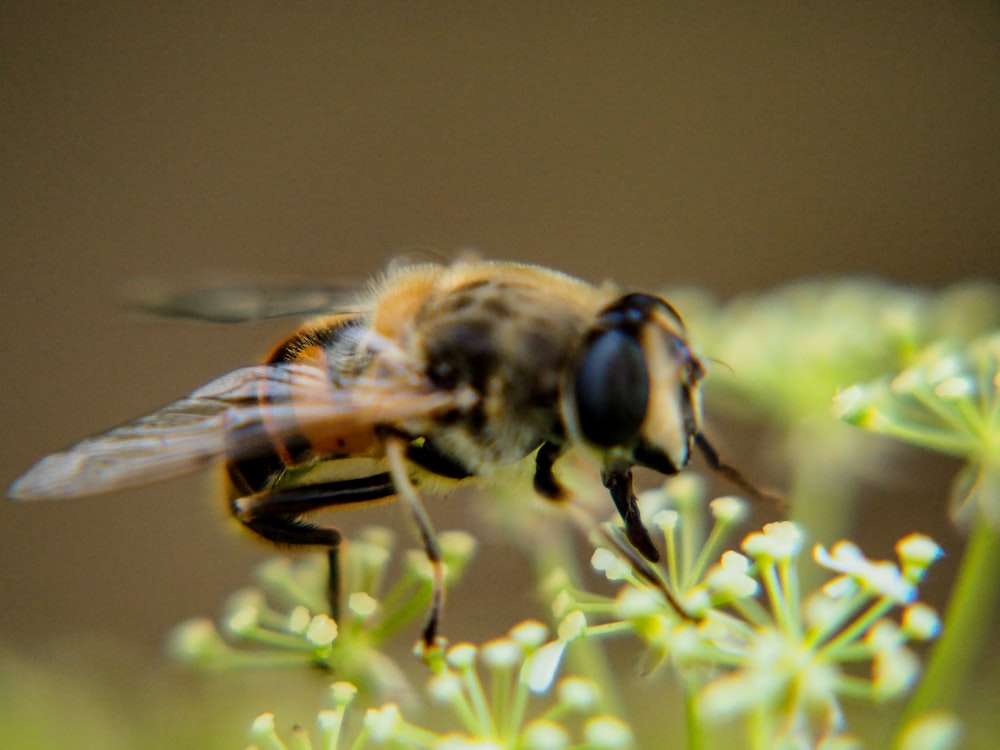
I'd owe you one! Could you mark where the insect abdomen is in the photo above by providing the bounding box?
[225,315,366,495]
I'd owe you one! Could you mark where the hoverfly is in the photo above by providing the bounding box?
[9,260,766,644]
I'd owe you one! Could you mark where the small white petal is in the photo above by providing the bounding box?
[348,592,378,617]
[522,720,570,750]
[306,614,338,646]
[873,647,921,698]
[583,716,633,749]
[902,604,941,641]
[288,605,312,633]
[896,534,943,569]
[440,530,478,561]
[709,495,749,524]
[705,551,758,599]
[446,643,478,670]
[557,677,599,711]
[557,611,587,641]
[896,711,963,750]
[890,367,925,395]
[934,376,974,400]
[682,588,713,617]
[822,575,858,599]
[613,586,663,619]
[743,522,804,560]
[867,619,904,652]
[250,712,276,736]
[552,590,574,618]
[651,509,680,530]
[330,681,358,707]
[815,542,914,603]
[591,548,632,581]
[427,671,463,702]
[833,384,871,419]
[803,591,841,630]
[481,638,523,669]
[524,640,567,693]
[365,703,402,742]
[224,604,260,637]
[509,620,549,650]
[926,356,962,386]
[317,708,343,733]
[866,563,916,604]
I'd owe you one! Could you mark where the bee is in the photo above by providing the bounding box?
[9,260,765,645]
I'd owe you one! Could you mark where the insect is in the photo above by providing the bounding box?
[9,260,766,645]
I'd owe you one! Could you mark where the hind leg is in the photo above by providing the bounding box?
[231,473,396,618]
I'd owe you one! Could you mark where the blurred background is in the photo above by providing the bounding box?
[2,3,998,746]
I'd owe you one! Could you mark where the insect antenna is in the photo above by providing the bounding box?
[694,432,784,510]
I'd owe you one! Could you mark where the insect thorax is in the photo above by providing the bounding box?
[414,279,590,470]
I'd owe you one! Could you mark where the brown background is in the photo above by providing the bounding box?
[2,2,998,744]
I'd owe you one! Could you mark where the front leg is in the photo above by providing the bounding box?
[601,465,660,562]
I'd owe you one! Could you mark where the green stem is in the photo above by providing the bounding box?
[532,527,625,719]
[749,700,776,750]
[894,511,1000,733]
[683,679,707,750]
[786,429,862,590]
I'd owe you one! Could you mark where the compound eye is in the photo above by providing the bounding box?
[574,328,650,447]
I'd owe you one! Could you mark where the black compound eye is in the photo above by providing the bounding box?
[574,328,650,447]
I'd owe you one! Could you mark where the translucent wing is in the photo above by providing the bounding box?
[129,281,364,323]
[8,361,469,500]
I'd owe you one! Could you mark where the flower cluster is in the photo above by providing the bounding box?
[836,332,1000,526]
[676,280,999,425]
[248,622,632,750]
[543,477,943,748]
[169,527,476,696]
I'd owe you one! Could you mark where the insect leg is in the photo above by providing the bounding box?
[601,465,661,562]
[231,473,396,619]
[384,435,444,648]
[406,440,473,479]
[533,441,566,500]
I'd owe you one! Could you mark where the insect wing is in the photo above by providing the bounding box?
[130,281,364,323]
[8,362,464,501]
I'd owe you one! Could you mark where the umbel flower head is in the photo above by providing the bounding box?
[168,526,476,696]
[248,621,633,750]
[835,331,1000,527]
[543,477,943,747]
[669,281,1000,535]
[676,279,1000,426]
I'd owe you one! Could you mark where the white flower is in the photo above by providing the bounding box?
[896,534,944,579]
[305,614,338,646]
[364,703,402,742]
[902,604,941,641]
[814,541,915,604]
[742,522,804,561]
[705,551,758,599]
[709,495,749,525]
[582,716,633,749]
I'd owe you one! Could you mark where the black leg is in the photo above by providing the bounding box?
[406,440,473,480]
[602,466,660,562]
[600,525,690,621]
[533,441,565,500]
[230,473,397,616]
